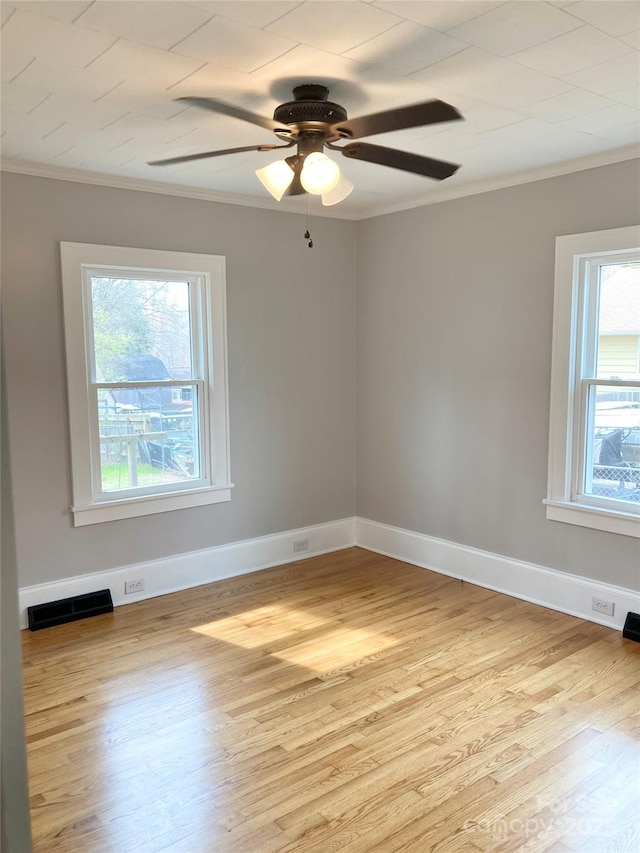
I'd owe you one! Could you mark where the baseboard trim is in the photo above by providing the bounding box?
[19,515,639,632]
[18,517,356,628]
[355,517,640,630]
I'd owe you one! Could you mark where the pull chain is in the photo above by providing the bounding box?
[304,194,313,248]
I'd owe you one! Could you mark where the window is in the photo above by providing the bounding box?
[546,225,640,538]
[60,243,231,526]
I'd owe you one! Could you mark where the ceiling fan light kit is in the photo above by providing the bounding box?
[299,152,340,195]
[255,159,297,202]
[149,84,463,208]
[320,173,355,207]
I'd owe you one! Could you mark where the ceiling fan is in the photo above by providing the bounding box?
[148,84,463,206]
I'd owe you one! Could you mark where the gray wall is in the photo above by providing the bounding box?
[1,173,356,587]
[2,161,639,595]
[356,159,640,591]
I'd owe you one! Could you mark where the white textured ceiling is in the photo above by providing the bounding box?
[1,0,639,218]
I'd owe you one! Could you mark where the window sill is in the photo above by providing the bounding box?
[71,483,234,526]
[544,499,640,538]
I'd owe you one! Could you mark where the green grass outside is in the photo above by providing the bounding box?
[101,463,185,491]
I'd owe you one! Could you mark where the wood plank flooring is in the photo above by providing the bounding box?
[22,547,640,852]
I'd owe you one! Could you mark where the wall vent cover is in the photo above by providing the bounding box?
[27,589,113,631]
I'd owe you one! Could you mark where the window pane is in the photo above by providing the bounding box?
[91,278,192,382]
[596,262,640,380]
[98,386,199,492]
[585,384,640,504]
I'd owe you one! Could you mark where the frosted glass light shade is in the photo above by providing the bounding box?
[255,159,294,201]
[322,174,354,206]
[300,152,340,195]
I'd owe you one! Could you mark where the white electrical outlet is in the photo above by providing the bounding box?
[125,579,145,595]
[592,597,614,617]
[293,538,309,553]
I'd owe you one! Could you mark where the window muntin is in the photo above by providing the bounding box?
[61,244,231,525]
[546,226,640,537]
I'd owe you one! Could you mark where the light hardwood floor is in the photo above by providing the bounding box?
[22,547,640,852]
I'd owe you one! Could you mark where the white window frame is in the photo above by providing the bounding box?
[60,243,232,526]
[545,224,640,538]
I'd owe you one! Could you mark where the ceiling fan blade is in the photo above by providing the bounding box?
[341,141,460,180]
[148,143,288,166]
[332,99,462,140]
[284,154,305,196]
[177,96,285,132]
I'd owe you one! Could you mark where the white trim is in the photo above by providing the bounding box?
[546,225,640,535]
[355,517,640,630]
[544,500,639,538]
[0,160,360,221]
[18,517,356,629]
[71,484,233,526]
[18,516,639,631]
[60,242,231,525]
[2,146,638,222]
[357,146,640,219]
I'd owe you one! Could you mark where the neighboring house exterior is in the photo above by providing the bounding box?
[599,334,639,379]
[598,268,640,380]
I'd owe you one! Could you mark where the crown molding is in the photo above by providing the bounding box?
[359,145,640,219]
[2,146,638,222]
[0,159,362,221]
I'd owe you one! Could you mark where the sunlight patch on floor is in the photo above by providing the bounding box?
[191,602,334,647]
[191,602,398,671]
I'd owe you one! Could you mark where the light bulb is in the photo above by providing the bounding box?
[322,174,354,206]
[255,159,294,201]
[300,152,340,195]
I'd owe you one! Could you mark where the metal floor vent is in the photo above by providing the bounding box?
[27,589,113,631]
